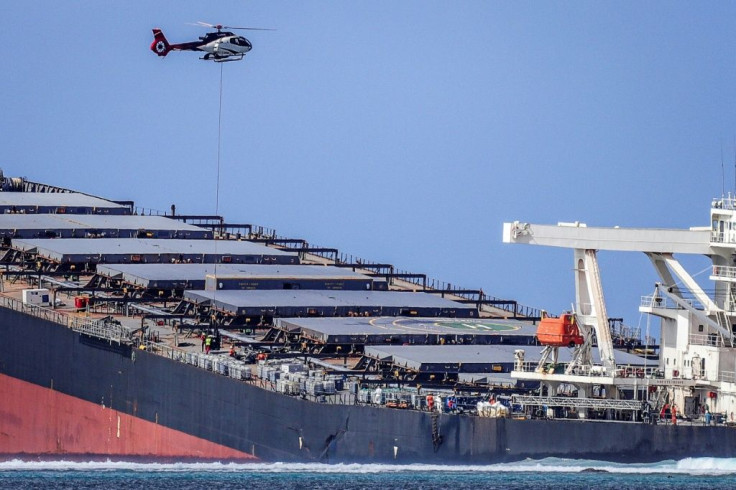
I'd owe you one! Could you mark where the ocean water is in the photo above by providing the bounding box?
[1,458,736,489]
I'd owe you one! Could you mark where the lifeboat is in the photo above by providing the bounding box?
[536,313,584,348]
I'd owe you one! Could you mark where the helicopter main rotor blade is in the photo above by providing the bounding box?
[224,26,276,31]
[193,21,275,31]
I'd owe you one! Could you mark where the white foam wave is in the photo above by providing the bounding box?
[1,457,736,475]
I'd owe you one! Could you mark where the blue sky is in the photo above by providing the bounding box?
[2,2,736,338]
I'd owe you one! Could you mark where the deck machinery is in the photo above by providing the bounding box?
[503,199,736,421]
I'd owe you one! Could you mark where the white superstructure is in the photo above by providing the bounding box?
[503,197,736,421]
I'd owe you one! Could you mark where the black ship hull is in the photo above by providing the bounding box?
[2,306,736,464]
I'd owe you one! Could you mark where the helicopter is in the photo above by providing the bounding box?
[150,22,272,62]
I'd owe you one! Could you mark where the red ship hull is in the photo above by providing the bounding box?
[0,373,258,461]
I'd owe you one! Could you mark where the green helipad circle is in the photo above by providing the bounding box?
[433,320,521,332]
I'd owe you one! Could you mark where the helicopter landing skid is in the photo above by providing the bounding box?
[201,54,244,63]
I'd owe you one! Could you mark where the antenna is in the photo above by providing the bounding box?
[722,143,725,198]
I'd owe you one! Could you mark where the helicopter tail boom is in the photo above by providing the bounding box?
[150,29,172,57]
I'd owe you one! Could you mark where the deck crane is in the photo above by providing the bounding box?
[503,215,736,419]
[508,223,617,376]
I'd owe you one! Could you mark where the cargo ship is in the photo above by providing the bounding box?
[2,171,736,463]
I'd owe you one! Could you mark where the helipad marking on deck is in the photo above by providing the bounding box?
[432,320,521,332]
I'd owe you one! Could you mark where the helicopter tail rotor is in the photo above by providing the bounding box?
[150,28,172,57]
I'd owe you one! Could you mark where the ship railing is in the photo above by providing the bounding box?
[516,360,598,375]
[514,360,660,379]
[128,210,283,243]
[640,295,693,309]
[68,316,130,344]
[642,367,725,383]
[0,295,70,325]
[0,296,132,343]
[256,377,356,405]
[247,225,278,240]
[215,225,278,241]
[689,333,726,347]
[140,340,361,404]
[144,341,176,359]
[713,196,736,211]
[711,231,727,244]
[140,340,256,381]
[137,340,369,407]
[512,395,643,412]
[142,340,190,363]
[616,365,661,379]
[710,231,736,247]
[514,361,540,373]
[133,206,166,217]
[711,265,736,280]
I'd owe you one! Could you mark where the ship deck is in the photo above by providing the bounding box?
[0,176,658,424]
